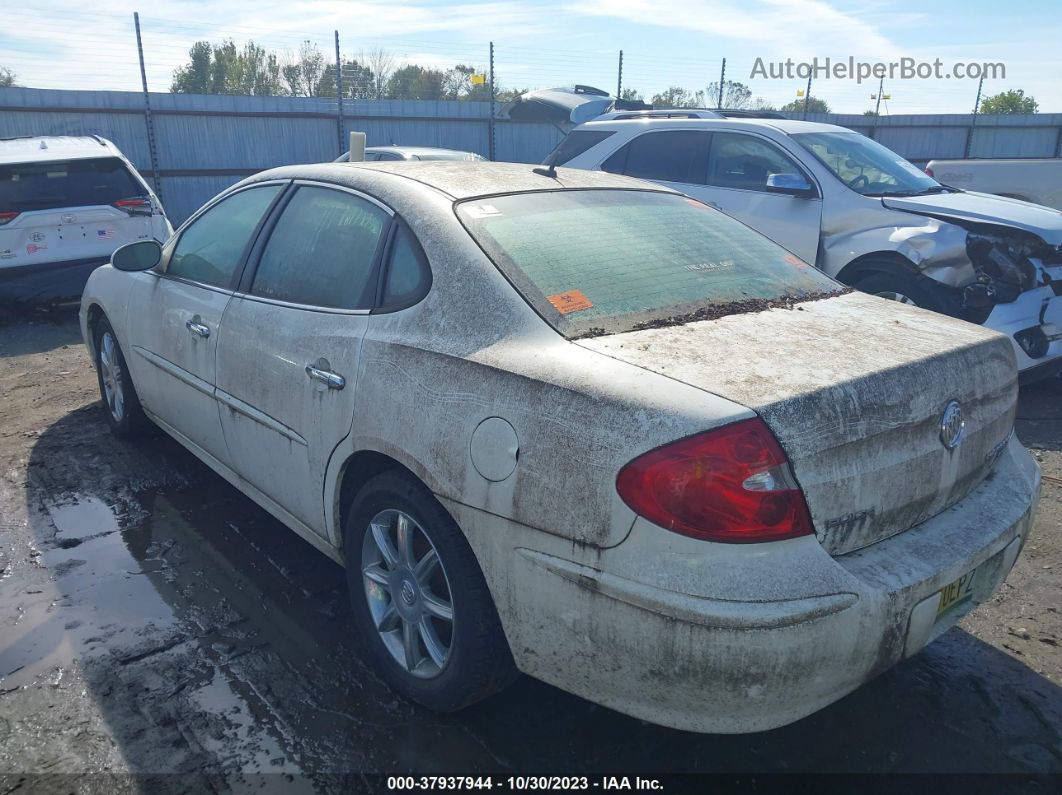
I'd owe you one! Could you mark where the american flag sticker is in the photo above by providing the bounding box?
[97,228,115,240]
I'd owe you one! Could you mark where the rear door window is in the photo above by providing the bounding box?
[0,157,144,213]
[168,185,282,288]
[456,189,841,338]
[601,130,710,184]
[250,186,390,309]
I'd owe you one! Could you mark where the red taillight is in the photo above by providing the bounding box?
[924,166,934,178]
[0,211,19,226]
[616,418,815,543]
[113,197,151,214]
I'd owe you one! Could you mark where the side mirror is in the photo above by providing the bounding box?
[765,173,814,197]
[111,240,162,272]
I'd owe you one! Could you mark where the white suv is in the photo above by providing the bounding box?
[0,135,172,305]
[550,109,1062,381]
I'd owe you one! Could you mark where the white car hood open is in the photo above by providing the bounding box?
[882,191,1062,245]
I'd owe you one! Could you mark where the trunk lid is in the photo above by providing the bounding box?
[578,292,1017,555]
[504,85,651,125]
[0,206,152,269]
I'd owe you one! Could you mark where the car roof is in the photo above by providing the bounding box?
[580,116,845,135]
[367,146,479,157]
[247,160,676,201]
[0,135,123,164]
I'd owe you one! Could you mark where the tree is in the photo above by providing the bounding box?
[707,80,753,109]
[495,86,530,103]
[650,86,705,108]
[979,89,1038,115]
[619,87,643,101]
[442,64,491,101]
[282,40,326,97]
[362,48,396,99]
[863,109,878,116]
[779,96,831,114]
[171,40,284,96]
[317,59,376,100]
[386,64,447,100]
[0,66,17,88]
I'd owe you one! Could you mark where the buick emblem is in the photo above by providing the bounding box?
[400,580,416,606]
[939,400,966,450]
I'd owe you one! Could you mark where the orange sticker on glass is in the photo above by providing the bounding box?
[783,253,810,268]
[547,289,593,314]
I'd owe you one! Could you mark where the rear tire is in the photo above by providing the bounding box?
[853,270,963,318]
[93,317,146,437]
[344,470,517,712]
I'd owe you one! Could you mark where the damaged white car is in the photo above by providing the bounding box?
[80,162,1040,733]
[530,95,1062,381]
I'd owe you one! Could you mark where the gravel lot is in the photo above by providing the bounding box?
[0,309,1059,789]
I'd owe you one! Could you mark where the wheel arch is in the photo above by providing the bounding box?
[83,301,108,362]
[834,251,921,287]
[330,447,435,557]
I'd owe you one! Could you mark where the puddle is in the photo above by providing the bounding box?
[45,496,120,541]
[8,431,1062,779]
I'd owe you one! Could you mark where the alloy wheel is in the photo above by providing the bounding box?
[99,331,125,422]
[875,290,917,306]
[361,508,455,679]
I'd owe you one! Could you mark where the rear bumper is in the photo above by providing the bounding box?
[0,257,107,304]
[456,437,1041,734]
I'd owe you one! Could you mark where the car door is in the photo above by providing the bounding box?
[214,182,394,537]
[125,183,284,466]
[601,129,711,198]
[697,131,822,263]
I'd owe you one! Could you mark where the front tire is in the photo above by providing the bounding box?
[853,270,963,318]
[93,318,146,436]
[344,470,516,712]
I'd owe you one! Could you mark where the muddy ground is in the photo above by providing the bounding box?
[0,309,1059,790]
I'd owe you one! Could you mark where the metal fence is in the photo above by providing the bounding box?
[5,84,1062,226]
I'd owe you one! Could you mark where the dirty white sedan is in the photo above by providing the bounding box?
[79,162,1041,733]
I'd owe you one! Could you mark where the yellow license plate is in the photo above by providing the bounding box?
[937,569,977,617]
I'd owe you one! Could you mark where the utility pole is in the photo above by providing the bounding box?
[874,75,884,116]
[334,30,344,155]
[802,74,812,119]
[133,12,163,206]
[717,58,726,109]
[488,41,496,162]
[616,50,623,99]
[965,73,985,158]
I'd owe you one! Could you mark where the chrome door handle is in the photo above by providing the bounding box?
[185,319,210,338]
[306,364,345,390]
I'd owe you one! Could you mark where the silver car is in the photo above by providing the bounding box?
[334,145,485,163]
[80,162,1040,733]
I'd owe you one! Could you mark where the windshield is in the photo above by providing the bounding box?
[792,132,945,196]
[456,190,843,338]
[0,157,144,212]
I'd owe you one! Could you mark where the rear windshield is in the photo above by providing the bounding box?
[456,189,841,338]
[0,157,144,213]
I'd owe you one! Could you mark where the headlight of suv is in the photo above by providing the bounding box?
[965,231,1040,304]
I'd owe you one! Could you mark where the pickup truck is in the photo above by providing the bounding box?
[925,158,1062,211]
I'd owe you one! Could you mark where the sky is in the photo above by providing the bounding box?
[2,0,1060,114]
